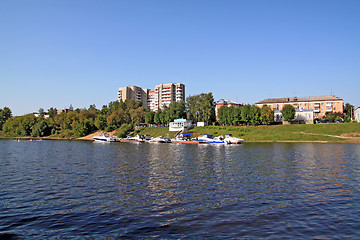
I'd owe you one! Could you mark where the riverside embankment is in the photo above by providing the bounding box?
[138,123,360,143]
[1,123,360,143]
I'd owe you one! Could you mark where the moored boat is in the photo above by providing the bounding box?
[148,136,167,143]
[224,134,244,144]
[211,136,227,144]
[121,134,147,142]
[194,134,214,143]
[93,133,116,142]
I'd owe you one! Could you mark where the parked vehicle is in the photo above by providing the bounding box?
[317,119,330,124]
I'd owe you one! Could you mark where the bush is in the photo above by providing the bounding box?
[117,123,133,138]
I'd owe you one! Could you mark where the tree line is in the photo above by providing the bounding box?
[0,92,217,138]
[217,103,355,126]
[0,95,356,138]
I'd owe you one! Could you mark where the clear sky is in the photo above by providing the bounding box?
[1,0,359,116]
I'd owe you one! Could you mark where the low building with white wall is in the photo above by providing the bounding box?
[169,119,193,131]
[355,107,360,122]
[274,109,314,124]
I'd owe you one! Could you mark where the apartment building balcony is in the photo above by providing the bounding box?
[314,108,320,113]
[326,107,332,112]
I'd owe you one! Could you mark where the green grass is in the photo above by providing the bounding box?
[138,123,360,143]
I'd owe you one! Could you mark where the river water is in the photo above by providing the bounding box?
[0,140,359,239]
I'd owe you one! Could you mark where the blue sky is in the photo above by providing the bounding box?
[1,0,359,116]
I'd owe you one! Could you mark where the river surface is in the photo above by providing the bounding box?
[0,140,359,239]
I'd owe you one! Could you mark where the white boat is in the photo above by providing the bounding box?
[148,136,167,143]
[93,133,116,142]
[171,133,191,142]
[125,134,146,142]
[211,136,226,144]
[195,134,214,142]
[171,136,187,142]
[224,134,244,144]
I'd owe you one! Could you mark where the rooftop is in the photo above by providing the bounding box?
[256,95,343,104]
[216,99,243,105]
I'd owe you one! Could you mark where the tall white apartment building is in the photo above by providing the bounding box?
[152,83,185,111]
[118,83,185,112]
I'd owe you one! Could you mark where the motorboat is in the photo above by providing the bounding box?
[224,134,244,144]
[194,134,214,143]
[171,133,190,142]
[171,136,187,142]
[148,136,167,143]
[125,134,147,142]
[211,136,226,144]
[93,133,116,142]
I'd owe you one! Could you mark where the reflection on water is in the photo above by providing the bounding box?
[0,140,359,239]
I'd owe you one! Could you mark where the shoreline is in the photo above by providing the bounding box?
[2,124,360,144]
[1,136,359,144]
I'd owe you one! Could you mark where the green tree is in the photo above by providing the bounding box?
[73,121,87,137]
[129,107,145,125]
[107,109,129,130]
[232,107,242,125]
[218,106,242,126]
[95,114,107,130]
[31,119,51,137]
[154,110,161,124]
[72,119,96,137]
[217,106,228,125]
[159,110,168,124]
[186,93,215,125]
[344,103,354,120]
[249,105,261,126]
[325,112,336,123]
[4,114,38,136]
[38,108,45,118]
[48,107,57,119]
[0,107,12,130]
[145,111,155,125]
[260,105,274,125]
[281,105,296,122]
[100,105,110,116]
[241,104,252,126]
[88,104,97,111]
[166,101,186,122]
[117,123,133,138]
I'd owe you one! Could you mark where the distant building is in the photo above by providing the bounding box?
[33,112,49,119]
[215,99,243,120]
[256,96,343,118]
[118,86,149,107]
[118,83,185,112]
[355,107,360,123]
[274,109,314,124]
[57,109,69,114]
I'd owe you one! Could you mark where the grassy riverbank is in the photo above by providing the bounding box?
[2,123,360,143]
[138,123,360,143]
